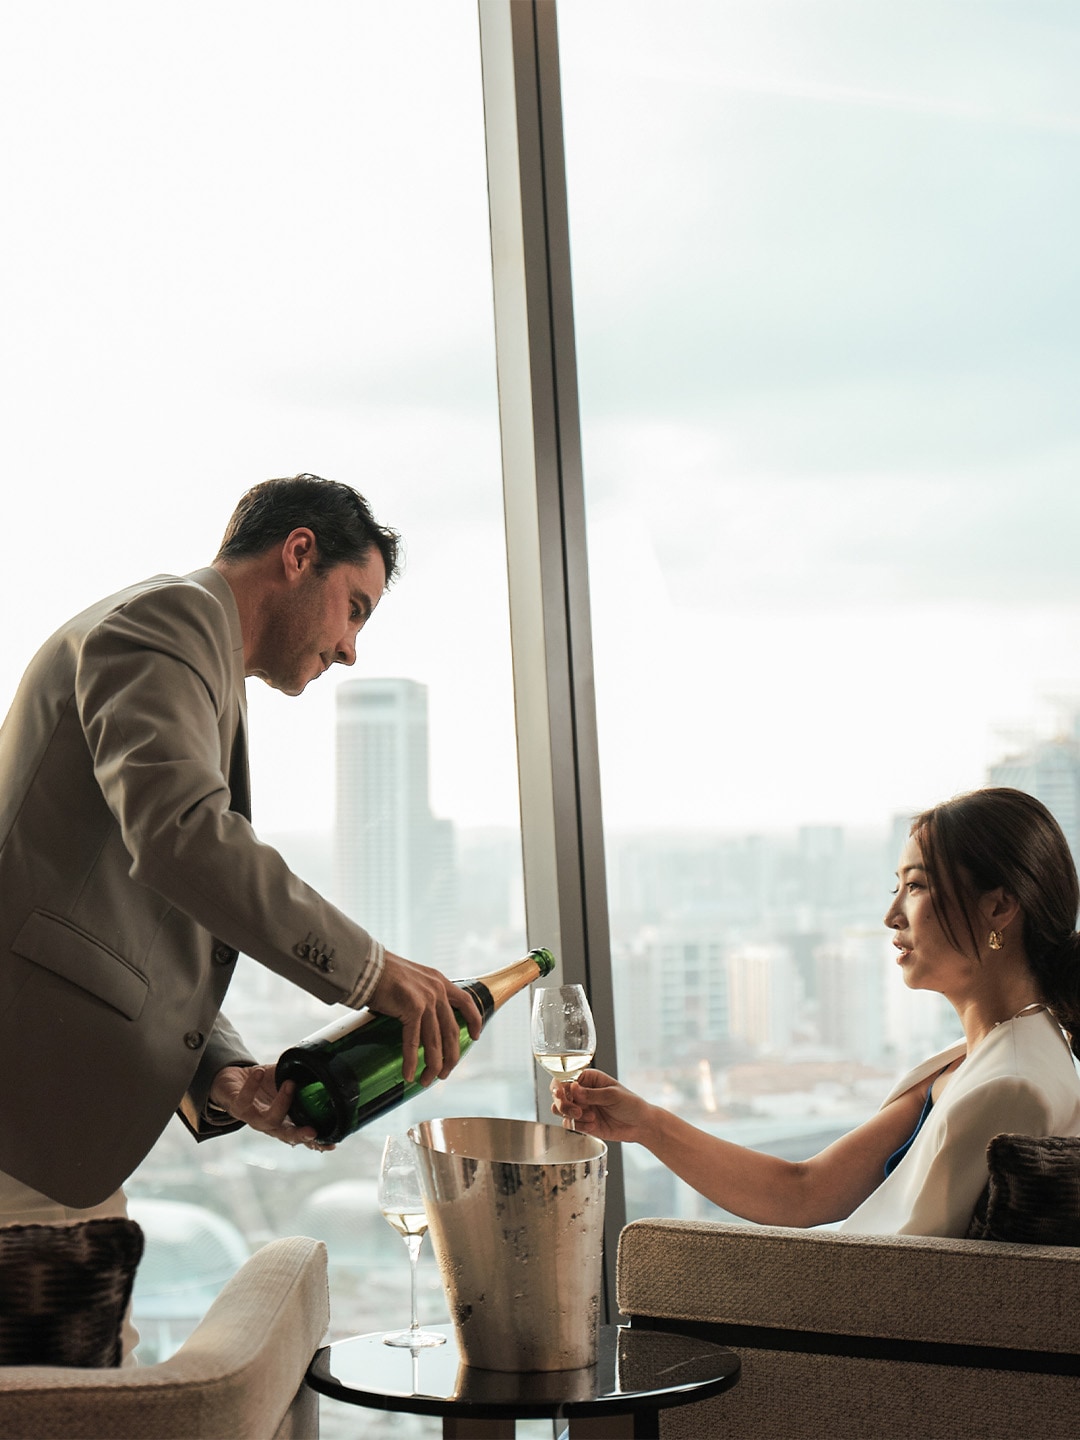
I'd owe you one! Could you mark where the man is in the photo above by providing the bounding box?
[0,473,480,1225]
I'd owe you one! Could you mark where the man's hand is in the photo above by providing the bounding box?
[209,1063,335,1151]
[366,952,483,1086]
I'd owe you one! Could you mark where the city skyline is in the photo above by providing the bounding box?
[254,656,1080,846]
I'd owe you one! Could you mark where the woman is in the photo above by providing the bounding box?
[553,787,1080,1237]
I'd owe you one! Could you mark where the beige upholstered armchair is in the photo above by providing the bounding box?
[0,1234,329,1440]
[617,1218,1080,1440]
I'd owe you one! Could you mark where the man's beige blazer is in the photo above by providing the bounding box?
[0,567,383,1207]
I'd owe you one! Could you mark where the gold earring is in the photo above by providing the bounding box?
[988,929,1004,951]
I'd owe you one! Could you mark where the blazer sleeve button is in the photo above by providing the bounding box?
[213,944,236,965]
[184,1031,205,1050]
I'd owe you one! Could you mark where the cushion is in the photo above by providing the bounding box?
[966,1134,1080,1245]
[0,1216,143,1368]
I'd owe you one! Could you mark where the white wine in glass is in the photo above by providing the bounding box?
[377,1134,445,1348]
[534,1050,595,1085]
[531,984,596,1131]
[381,1209,429,1241]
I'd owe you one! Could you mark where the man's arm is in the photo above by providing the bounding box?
[177,1011,257,1140]
[78,579,480,1111]
[76,580,385,1007]
[187,949,485,1151]
[206,1064,330,1150]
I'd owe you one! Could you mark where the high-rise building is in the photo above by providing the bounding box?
[613,924,731,1073]
[334,678,457,966]
[726,941,797,1057]
[989,725,1080,867]
[797,825,845,911]
[815,929,890,1067]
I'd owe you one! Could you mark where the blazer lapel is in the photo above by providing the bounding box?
[186,566,252,822]
[228,701,252,821]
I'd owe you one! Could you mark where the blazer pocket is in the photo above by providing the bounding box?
[11,910,149,1021]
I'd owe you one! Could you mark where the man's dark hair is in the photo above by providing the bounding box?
[215,474,400,584]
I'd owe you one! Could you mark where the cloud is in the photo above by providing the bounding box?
[586,503,1080,829]
[582,411,1080,618]
[561,1,1080,446]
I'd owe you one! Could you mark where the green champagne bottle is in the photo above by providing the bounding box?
[275,947,556,1142]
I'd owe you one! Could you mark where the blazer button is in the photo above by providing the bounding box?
[184,1031,204,1050]
[213,945,236,966]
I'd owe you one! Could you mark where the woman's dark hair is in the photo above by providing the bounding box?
[912,787,1080,1055]
[215,474,400,584]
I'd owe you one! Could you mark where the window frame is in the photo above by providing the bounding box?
[478,0,627,1317]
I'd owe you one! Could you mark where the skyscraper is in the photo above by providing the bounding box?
[334,678,457,966]
[815,929,890,1067]
[989,722,1080,867]
[726,941,797,1057]
[614,924,732,1072]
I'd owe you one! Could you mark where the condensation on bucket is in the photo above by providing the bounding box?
[410,1117,607,1372]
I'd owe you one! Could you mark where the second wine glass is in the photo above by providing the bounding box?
[377,1134,445,1348]
[531,984,597,1131]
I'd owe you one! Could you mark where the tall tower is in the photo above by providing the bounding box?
[814,928,890,1067]
[989,729,1080,867]
[334,678,457,966]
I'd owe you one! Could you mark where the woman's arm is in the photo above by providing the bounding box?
[555,1068,931,1227]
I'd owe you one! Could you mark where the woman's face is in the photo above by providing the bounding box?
[883,833,982,998]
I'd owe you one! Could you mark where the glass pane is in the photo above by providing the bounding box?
[2,0,529,1390]
[559,1,1080,1222]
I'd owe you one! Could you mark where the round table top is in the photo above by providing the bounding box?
[307,1323,740,1421]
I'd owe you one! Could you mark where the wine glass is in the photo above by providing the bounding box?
[531,984,597,1131]
[377,1134,445,1348]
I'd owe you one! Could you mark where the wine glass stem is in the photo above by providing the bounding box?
[406,1234,423,1333]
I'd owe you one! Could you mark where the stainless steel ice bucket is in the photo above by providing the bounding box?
[409,1116,607,1372]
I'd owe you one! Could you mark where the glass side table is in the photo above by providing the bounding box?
[307,1322,740,1438]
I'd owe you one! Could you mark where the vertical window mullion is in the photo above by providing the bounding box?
[478,0,626,1319]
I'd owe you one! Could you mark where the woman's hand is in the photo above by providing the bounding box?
[550,1067,652,1143]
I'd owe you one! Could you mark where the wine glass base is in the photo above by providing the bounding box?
[382,1328,447,1348]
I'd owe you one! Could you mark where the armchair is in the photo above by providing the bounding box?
[0,1234,329,1440]
[617,1218,1080,1439]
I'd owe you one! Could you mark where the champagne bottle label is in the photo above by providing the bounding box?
[275,949,554,1142]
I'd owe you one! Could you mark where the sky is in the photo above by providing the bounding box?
[3,1,1080,839]
[559,0,1080,829]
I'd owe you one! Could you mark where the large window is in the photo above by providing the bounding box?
[558,0,1080,1221]
[3,0,530,1378]
[10,0,1079,1412]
